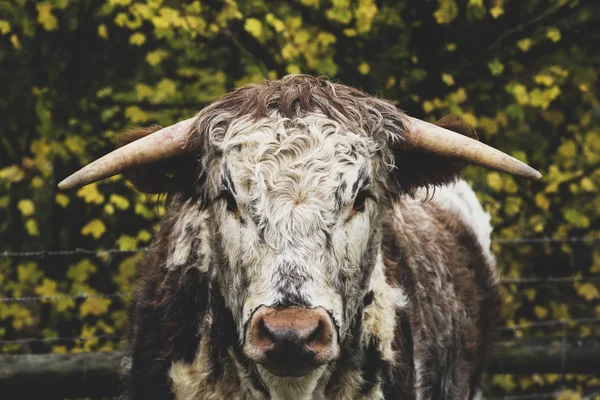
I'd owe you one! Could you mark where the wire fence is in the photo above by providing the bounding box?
[1,275,599,304]
[0,238,598,400]
[0,316,598,346]
[1,235,599,259]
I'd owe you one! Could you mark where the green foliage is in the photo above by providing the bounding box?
[0,0,599,396]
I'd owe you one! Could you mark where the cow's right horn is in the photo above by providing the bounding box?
[58,117,196,190]
[396,116,542,180]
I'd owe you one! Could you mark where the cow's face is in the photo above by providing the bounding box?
[206,113,384,377]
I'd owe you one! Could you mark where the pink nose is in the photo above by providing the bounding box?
[243,306,339,376]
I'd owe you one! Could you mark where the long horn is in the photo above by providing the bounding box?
[58,117,196,190]
[397,116,542,180]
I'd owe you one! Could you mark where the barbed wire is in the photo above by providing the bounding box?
[0,317,597,346]
[1,236,598,259]
[485,391,561,400]
[0,334,123,345]
[0,275,598,303]
[491,236,600,244]
[501,275,600,285]
[0,248,144,258]
[0,292,130,303]
[499,316,600,332]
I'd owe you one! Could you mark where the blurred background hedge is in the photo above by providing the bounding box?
[0,0,599,397]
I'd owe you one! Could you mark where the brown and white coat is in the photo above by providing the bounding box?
[58,76,531,400]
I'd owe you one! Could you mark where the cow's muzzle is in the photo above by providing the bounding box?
[243,306,339,377]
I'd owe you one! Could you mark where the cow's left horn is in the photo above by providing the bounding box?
[58,117,196,190]
[396,116,542,180]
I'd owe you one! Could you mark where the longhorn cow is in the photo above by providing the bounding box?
[59,75,540,400]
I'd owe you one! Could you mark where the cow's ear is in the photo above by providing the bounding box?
[117,126,198,194]
[390,115,477,195]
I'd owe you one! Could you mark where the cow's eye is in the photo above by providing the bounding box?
[352,190,374,213]
[220,190,238,214]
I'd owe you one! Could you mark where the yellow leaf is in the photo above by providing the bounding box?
[546,27,561,43]
[266,13,285,32]
[356,0,378,34]
[108,0,132,5]
[507,83,529,105]
[489,6,504,18]
[67,259,97,284]
[81,219,106,239]
[35,278,58,297]
[535,193,550,211]
[517,38,532,52]
[129,32,146,46]
[52,345,67,354]
[385,76,396,89]
[343,28,357,37]
[17,261,42,285]
[488,59,504,76]
[10,34,21,49]
[97,24,108,39]
[446,42,456,52]
[434,0,458,24]
[137,230,152,242]
[26,219,40,236]
[124,106,149,123]
[459,112,478,127]
[146,50,168,66]
[244,18,263,38]
[80,297,112,317]
[479,117,498,135]
[534,306,548,319]
[581,177,596,192]
[0,165,25,183]
[55,193,70,208]
[577,283,599,301]
[12,306,34,330]
[448,87,467,104]
[65,136,86,155]
[422,101,435,113]
[0,20,10,35]
[135,83,153,100]
[441,73,455,86]
[286,64,301,74]
[358,62,370,75]
[77,183,105,204]
[104,204,115,215]
[36,3,58,31]
[154,78,177,102]
[0,195,8,208]
[110,194,130,210]
[17,199,35,217]
[117,235,137,250]
[562,208,590,228]
[31,176,44,188]
[519,377,532,390]
[487,172,503,192]
[534,73,554,87]
[524,288,536,301]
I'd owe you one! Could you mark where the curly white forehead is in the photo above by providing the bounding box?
[210,111,380,233]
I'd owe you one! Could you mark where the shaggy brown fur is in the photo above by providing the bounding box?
[118,75,501,400]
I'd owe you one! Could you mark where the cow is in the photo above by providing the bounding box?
[59,75,541,400]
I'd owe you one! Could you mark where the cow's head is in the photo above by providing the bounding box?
[59,75,539,381]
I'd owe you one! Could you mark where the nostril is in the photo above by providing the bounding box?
[256,318,275,347]
[306,320,325,347]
